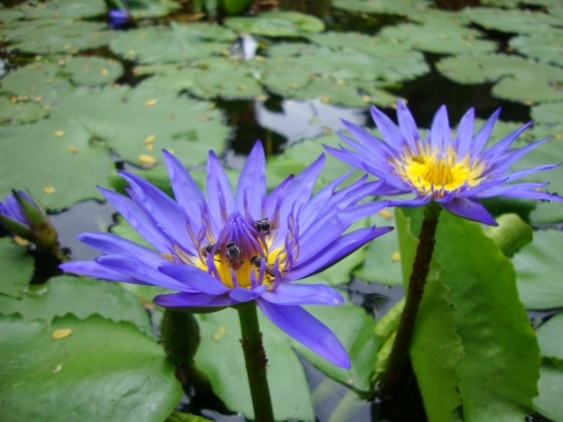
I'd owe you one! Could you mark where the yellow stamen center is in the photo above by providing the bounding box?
[392,145,484,196]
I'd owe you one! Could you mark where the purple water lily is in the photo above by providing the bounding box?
[61,142,392,368]
[326,101,563,225]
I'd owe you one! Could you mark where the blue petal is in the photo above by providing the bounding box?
[453,107,475,158]
[96,255,189,290]
[155,291,236,308]
[60,260,142,284]
[441,197,497,226]
[396,100,420,151]
[99,187,171,252]
[262,283,343,305]
[429,105,450,151]
[229,285,267,302]
[158,263,229,295]
[207,150,235,229]
[257,300,351,368]
[235,141,266,218]
[471,108,501,157]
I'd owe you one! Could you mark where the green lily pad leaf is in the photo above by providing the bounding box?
[333,0,431,16]
[534,362,563,422]
[225,11,324,37]
[16,0,107,20]
[536,312,563,360]
[291,78,369,107]
[436,54,563,103]
[410,279,463,422]
[530,101,563,141]
[0,95,49,125]
[166,411,211,422]
[0,275,153,337]
[0,314,181,422]
[5,21,114,54]
[461,7,560,34]
[354,211,402,286]
[426,209,539,420]
[109,23,236,64]
[510,28,563,67]
[0,61,72,101]
[378,21,497,54]
[514,230,563,310]
[293,299,382,393]
[195,307,314,421]
[0,7,25,23]
[0,238,34,298]
[48,85,229,167]
[122,0,181,19]
[311,377,370,422]
[0,110,115,210]
[62,56,124,86]
[155,56,264,100]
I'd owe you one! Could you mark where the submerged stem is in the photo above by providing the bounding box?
[236,303,275,422]
[378,202,441,399]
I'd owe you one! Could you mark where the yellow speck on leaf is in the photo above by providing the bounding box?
[67,146,78,154]
[199,115,210,121]
[320,95,330,104]
[53,363,63,374]
[14,236,29,246]
[53,130,65,137]
[139,154,157,168]
[378,209,393,219]
[43,186,56,194]
[101,68,109,75]
[391,251,401,262]
[144,99,158,107]
[33,95,43,102]
[213,324,226,341]
[143,135,156,145]
[51,328,72,340]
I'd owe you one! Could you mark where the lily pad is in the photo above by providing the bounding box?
[4,21,115,54]
[514,230,563,310]
[436,54,563,103]
[0,61,72,101]
[461,7,560,35]
[510,28,563,67]
[0,95,49,125]
[378,21,497,55]
[109,23,236,64]
[225,11,325,37]
[63,56,124,86]
[0,275,153,337]
[0,237,34,298]
[534,362,563,422]
[115,0,181,19]
[332,0,431,16]
[536,312,563,361]
[15,0,107,20]
[0,314,181,422]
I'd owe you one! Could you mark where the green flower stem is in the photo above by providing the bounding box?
[378,202,442,399]
[236,303,275,422]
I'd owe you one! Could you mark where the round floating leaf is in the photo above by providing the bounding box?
[0,314,181,422]
[6,21,115,54]
[534,362,563,422]
[124,0,181,19]
[195,308,314,421]
[109,23,236,64]
[0,275,153,337]
[0,109,115,210]
[461,7,560,34]
[225,11,325,37]
[437,54,563,103]
[530,101,563,141]
[333,0,431,16]
[0,238,34,298]
[354,211,403,286]
[290,78,369,107]
[16,0,107,20]
[510,28,563,67]
[514,230,563,310]
[378,21,497,54]
[63,56,124,86]
[0,95,49,125]
[43,85,230,168]
[536,312,563,360]
[0,7,25,23]
[0,61,72,101]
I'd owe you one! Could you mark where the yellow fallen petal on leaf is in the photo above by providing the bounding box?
[391,251,401,262]
[144,99,158,107]
[51,328,72,340]
[378,209,393,219]
[67,146,78,154]
[43,185,56,194]
[53,130,65,137]
[213,324,226,341]
[139,154,157,168]
[143,135,156,145]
